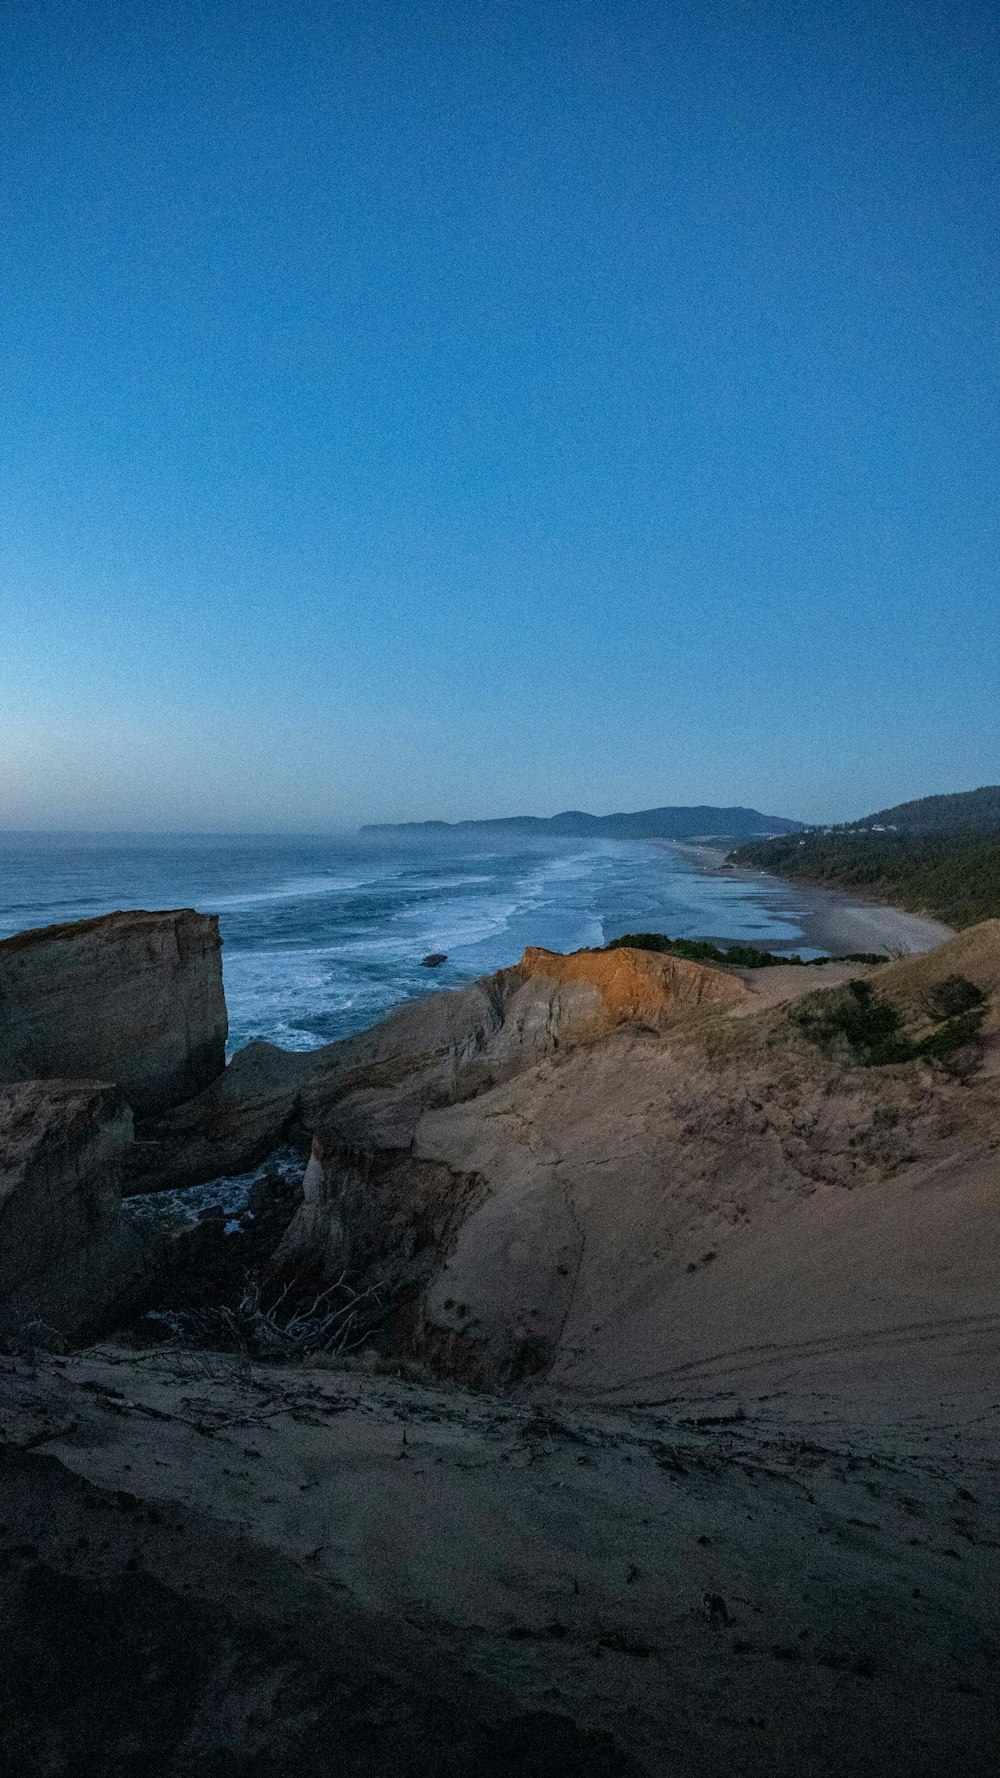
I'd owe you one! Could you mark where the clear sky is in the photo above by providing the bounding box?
[2,0,997,831]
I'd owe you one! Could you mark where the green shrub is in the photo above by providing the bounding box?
[918,1008,986,1063]
[812,952,890,966]
[606,933,887,970]
[791,980,914,1066]
[792,974,987,1069]
[926,974,986,1020]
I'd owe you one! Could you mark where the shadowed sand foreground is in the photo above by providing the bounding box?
[2,1346,997,1776]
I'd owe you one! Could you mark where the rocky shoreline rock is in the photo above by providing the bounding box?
[0,1080,131,1306]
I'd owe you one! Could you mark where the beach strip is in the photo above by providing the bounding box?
[662,840,954,957]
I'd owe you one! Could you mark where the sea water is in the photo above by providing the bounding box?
[0,831,813,1055]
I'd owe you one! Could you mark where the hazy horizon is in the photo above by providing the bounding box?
[0,780,996,841]
[3,3,998,831]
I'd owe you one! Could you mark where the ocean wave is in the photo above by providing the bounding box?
[0,832,816,1055]
[210,873,387,909]
[123,1145,307,1224]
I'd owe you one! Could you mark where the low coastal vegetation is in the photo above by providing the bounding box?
[606,931,886,969]
[790,973,986,1068]
[608,933,988,1069]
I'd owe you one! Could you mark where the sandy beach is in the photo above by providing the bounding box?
[664,840,954,956]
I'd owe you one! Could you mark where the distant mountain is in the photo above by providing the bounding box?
[361,805,803,841]
[846,786,1000,835]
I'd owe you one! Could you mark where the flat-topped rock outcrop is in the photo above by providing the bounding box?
[0,909,227,1117]
[517,941,746,1028]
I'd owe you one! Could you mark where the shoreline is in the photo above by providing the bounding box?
[658,840,954,957]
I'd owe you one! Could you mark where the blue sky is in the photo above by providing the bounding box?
[2,0,997,830]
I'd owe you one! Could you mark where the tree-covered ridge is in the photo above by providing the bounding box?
[846,785,1000,834]
[731,831,1000,929]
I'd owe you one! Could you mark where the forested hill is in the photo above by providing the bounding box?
[361,806,802,841]
[853,786,1000,833]
[732,786,1000,929]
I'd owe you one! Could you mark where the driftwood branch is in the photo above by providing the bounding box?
[148,1273,387,1360]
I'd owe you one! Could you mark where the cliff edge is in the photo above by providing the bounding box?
[0,908,227,1117]
[265,925,1000,1398]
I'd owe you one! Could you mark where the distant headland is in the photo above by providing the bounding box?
[360,804,804,841]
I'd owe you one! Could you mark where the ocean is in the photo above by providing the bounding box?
[0,830,818,1056]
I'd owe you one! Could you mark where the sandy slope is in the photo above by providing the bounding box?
[1,1348,998,1776]
[557,1148,1000,1417]
[380,930,1000,1398]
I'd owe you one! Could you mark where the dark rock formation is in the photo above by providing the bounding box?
[422,952,448,966]
[0,909,227,1117]
[129,1039,314,1192]
[273,1132,486,1316]
[0,1080,135,1329]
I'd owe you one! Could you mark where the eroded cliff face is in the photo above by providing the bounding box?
[84,923,1000,1406]
[0,1080,133,1323]
[135,941,745,1191]
[0,909,227,1117]
[271,928,1000,1394]
[516,943,746,1029]
[266,945,746,1314]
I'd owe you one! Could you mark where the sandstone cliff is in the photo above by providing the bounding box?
[133,941,744,1190]
[106,920,1000,1410]
[2,925,997,1777]
[0,909,227,1117]
[268,925,1000,1399]
[0,1080,133,1326]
